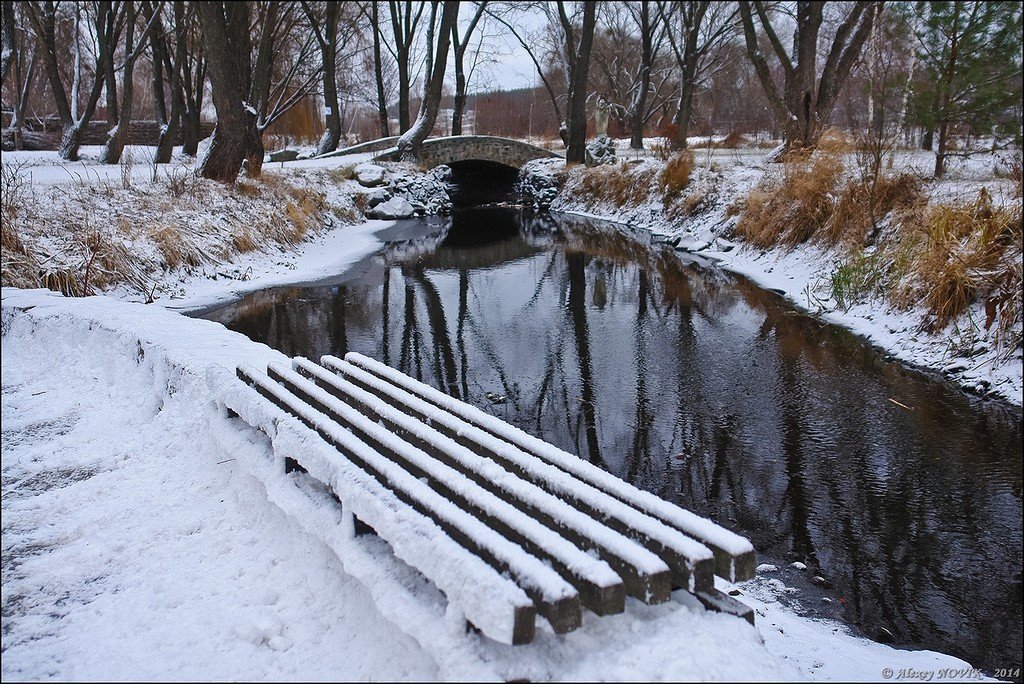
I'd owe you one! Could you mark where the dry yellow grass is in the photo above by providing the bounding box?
[657,151,694,205]
[578,161,656,206]
[895,189,1022,335]
[1,167,342,298]
[819,173,924,246]
[735,150,845,247]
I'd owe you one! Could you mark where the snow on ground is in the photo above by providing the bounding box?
[1,286,991,681]
[529,142,1022,406]
[2,146,449,313]
[1,141,1014,679]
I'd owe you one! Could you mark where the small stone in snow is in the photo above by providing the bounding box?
[789,561,807,571]
[268,148,299,162]
[267,635,293,651]
[355,163,387,187]
[756,563,779,573]
[366,196,415,219]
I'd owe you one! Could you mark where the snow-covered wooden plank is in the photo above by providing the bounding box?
[250,364,583,634]
[291,357,666,611]
[207,365,537,645]
[342,351,755,582]
[324,356,715,594]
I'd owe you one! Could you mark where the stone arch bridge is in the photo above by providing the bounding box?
[371,135,562,170]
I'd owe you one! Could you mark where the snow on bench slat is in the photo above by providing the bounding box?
[206,365,535,646]
[324,355,716,593]
[293,357,660,612]
[342,352,754,581]
[259,363,582,632]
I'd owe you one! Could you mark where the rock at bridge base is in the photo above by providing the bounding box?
[585,136,617,167]
[355,163,387,187]
[366,196,416,220]
[365,188,391,208]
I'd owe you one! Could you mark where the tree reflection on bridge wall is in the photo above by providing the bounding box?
[205,207,1023,674]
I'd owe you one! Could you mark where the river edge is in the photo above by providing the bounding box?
[2,148,1017,678]
[520,148,1023,408]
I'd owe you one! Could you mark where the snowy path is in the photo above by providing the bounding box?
[1,295,438,681]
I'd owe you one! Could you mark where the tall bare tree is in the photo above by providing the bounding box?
[450,1,487,135]
[623,1,666,149]
[2,1,38,150]
[100,0,162,164]
[660,1,737,149]
[369,1,391,136]
[199,1,322,181]
[737,0,878,153]
[196,0,257,181]
[301,0,346,154]
[2,0,15,85]
[25,0,124,160]
[388,0,427,133]
[397,0,459,158]
[548,0,599,163]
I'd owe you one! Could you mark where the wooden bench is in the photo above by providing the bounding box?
[211,352,756,646]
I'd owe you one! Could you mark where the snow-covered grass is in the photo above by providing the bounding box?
[0,147,446,311]
[524,140,1023,405]
[2,286,991,680]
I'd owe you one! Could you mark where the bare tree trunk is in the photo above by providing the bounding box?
[563,1,598,164]
[737,1,876,153]
[934,121,948,177]
[59,125,84,160]
[197,1,257,182]
[451,65,467,136]
[308,0,342,155]
[4,1,37,150]
[672,85,694,149]
[628,1,653,150]
[371,2,390,137]
[1,1,14,85]
[102,1,158,164]
[181,108,201,156]
[451,2,486,136]
[397,0,458,159]
[152,1,183,164]
[26,0,115,161]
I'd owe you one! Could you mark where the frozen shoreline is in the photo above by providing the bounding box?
[524,145,1022,408]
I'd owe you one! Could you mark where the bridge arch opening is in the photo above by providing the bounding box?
[445,159,520,208]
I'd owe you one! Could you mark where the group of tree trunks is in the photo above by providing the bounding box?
[6,1,1016,180]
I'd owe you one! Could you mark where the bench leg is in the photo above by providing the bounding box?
[693,589,755,625]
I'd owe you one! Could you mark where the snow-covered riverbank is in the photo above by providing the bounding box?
[2,286,991,681]
[2,143,1016,679]
[520,143,1022,406]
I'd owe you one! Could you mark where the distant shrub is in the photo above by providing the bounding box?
[735,150,844,247]
[657,151,694,205]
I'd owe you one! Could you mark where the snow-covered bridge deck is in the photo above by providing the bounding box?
[370,135,562,169]
[214,351,755,645]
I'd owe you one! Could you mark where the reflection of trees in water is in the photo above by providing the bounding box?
[208,211,1021,673]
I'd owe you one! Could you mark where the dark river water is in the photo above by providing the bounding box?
[201,207,1023,675]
